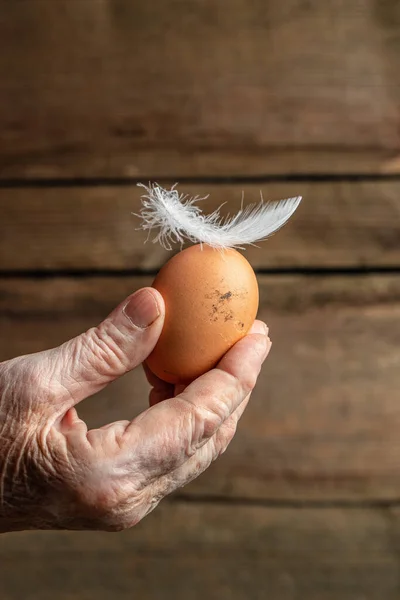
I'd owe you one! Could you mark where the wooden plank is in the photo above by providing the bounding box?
[1,181,400,270]
[1,274,400,501]
[1,503,400,599]
[1,0,400,179]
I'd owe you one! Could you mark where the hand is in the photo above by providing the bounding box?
[0,288,271,533]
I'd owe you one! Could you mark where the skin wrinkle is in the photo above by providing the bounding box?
[161,395,223,454]
[0,293,269,532]
[150,436,218,503]
[11,432,30,494]
[1,386,258,530]
[178,373,246,442]
[86,323,133,380]
[124,397,210,487]
[44,348,86,410]
[0,372,24,511]
[141,394,249,507]
[56,343,96,404]
[0,362,81,527]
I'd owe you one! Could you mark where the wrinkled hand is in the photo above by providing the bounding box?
[0,288,271,533]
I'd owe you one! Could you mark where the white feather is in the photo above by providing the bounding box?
[135,182,301,250]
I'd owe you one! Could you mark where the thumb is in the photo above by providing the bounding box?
[51,287,165,407]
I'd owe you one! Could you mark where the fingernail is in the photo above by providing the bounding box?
[255,335,268,357]
[257,335,272,360]
[124,289,160,329]
[264,336,272,359]
[249,321,269,336]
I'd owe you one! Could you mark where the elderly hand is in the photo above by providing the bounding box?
[0,288,271,533]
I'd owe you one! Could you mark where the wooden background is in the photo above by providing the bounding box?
[1,0,400,598]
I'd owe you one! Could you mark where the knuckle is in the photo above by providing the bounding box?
[217,362,258,398]
[236,369,257,397]
[192,402,226,441]
[214,369,255,408]
[213,368,258,399]
[83,324,130,379]
[179,374,245,450]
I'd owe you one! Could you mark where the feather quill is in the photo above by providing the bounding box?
[135,182,301,250]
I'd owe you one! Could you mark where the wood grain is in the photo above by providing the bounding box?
[1,181,400,271]
[2,2,400,596]
[1,274,400,501]
[1,502,400,599]
[1,0,400,179]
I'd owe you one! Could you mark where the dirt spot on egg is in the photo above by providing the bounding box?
[205,290,234,322]
[207,289,237,321]
[220,291,232,301]
[207,288,252,325]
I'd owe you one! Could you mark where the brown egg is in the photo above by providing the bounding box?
[146,244,259,384]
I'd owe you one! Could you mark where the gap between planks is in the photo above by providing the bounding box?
[1,172,400,188]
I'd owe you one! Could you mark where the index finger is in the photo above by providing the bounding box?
[123,324,271,479]
[144,319,269,405]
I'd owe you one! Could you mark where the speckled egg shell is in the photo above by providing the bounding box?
[146,244,259,384]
